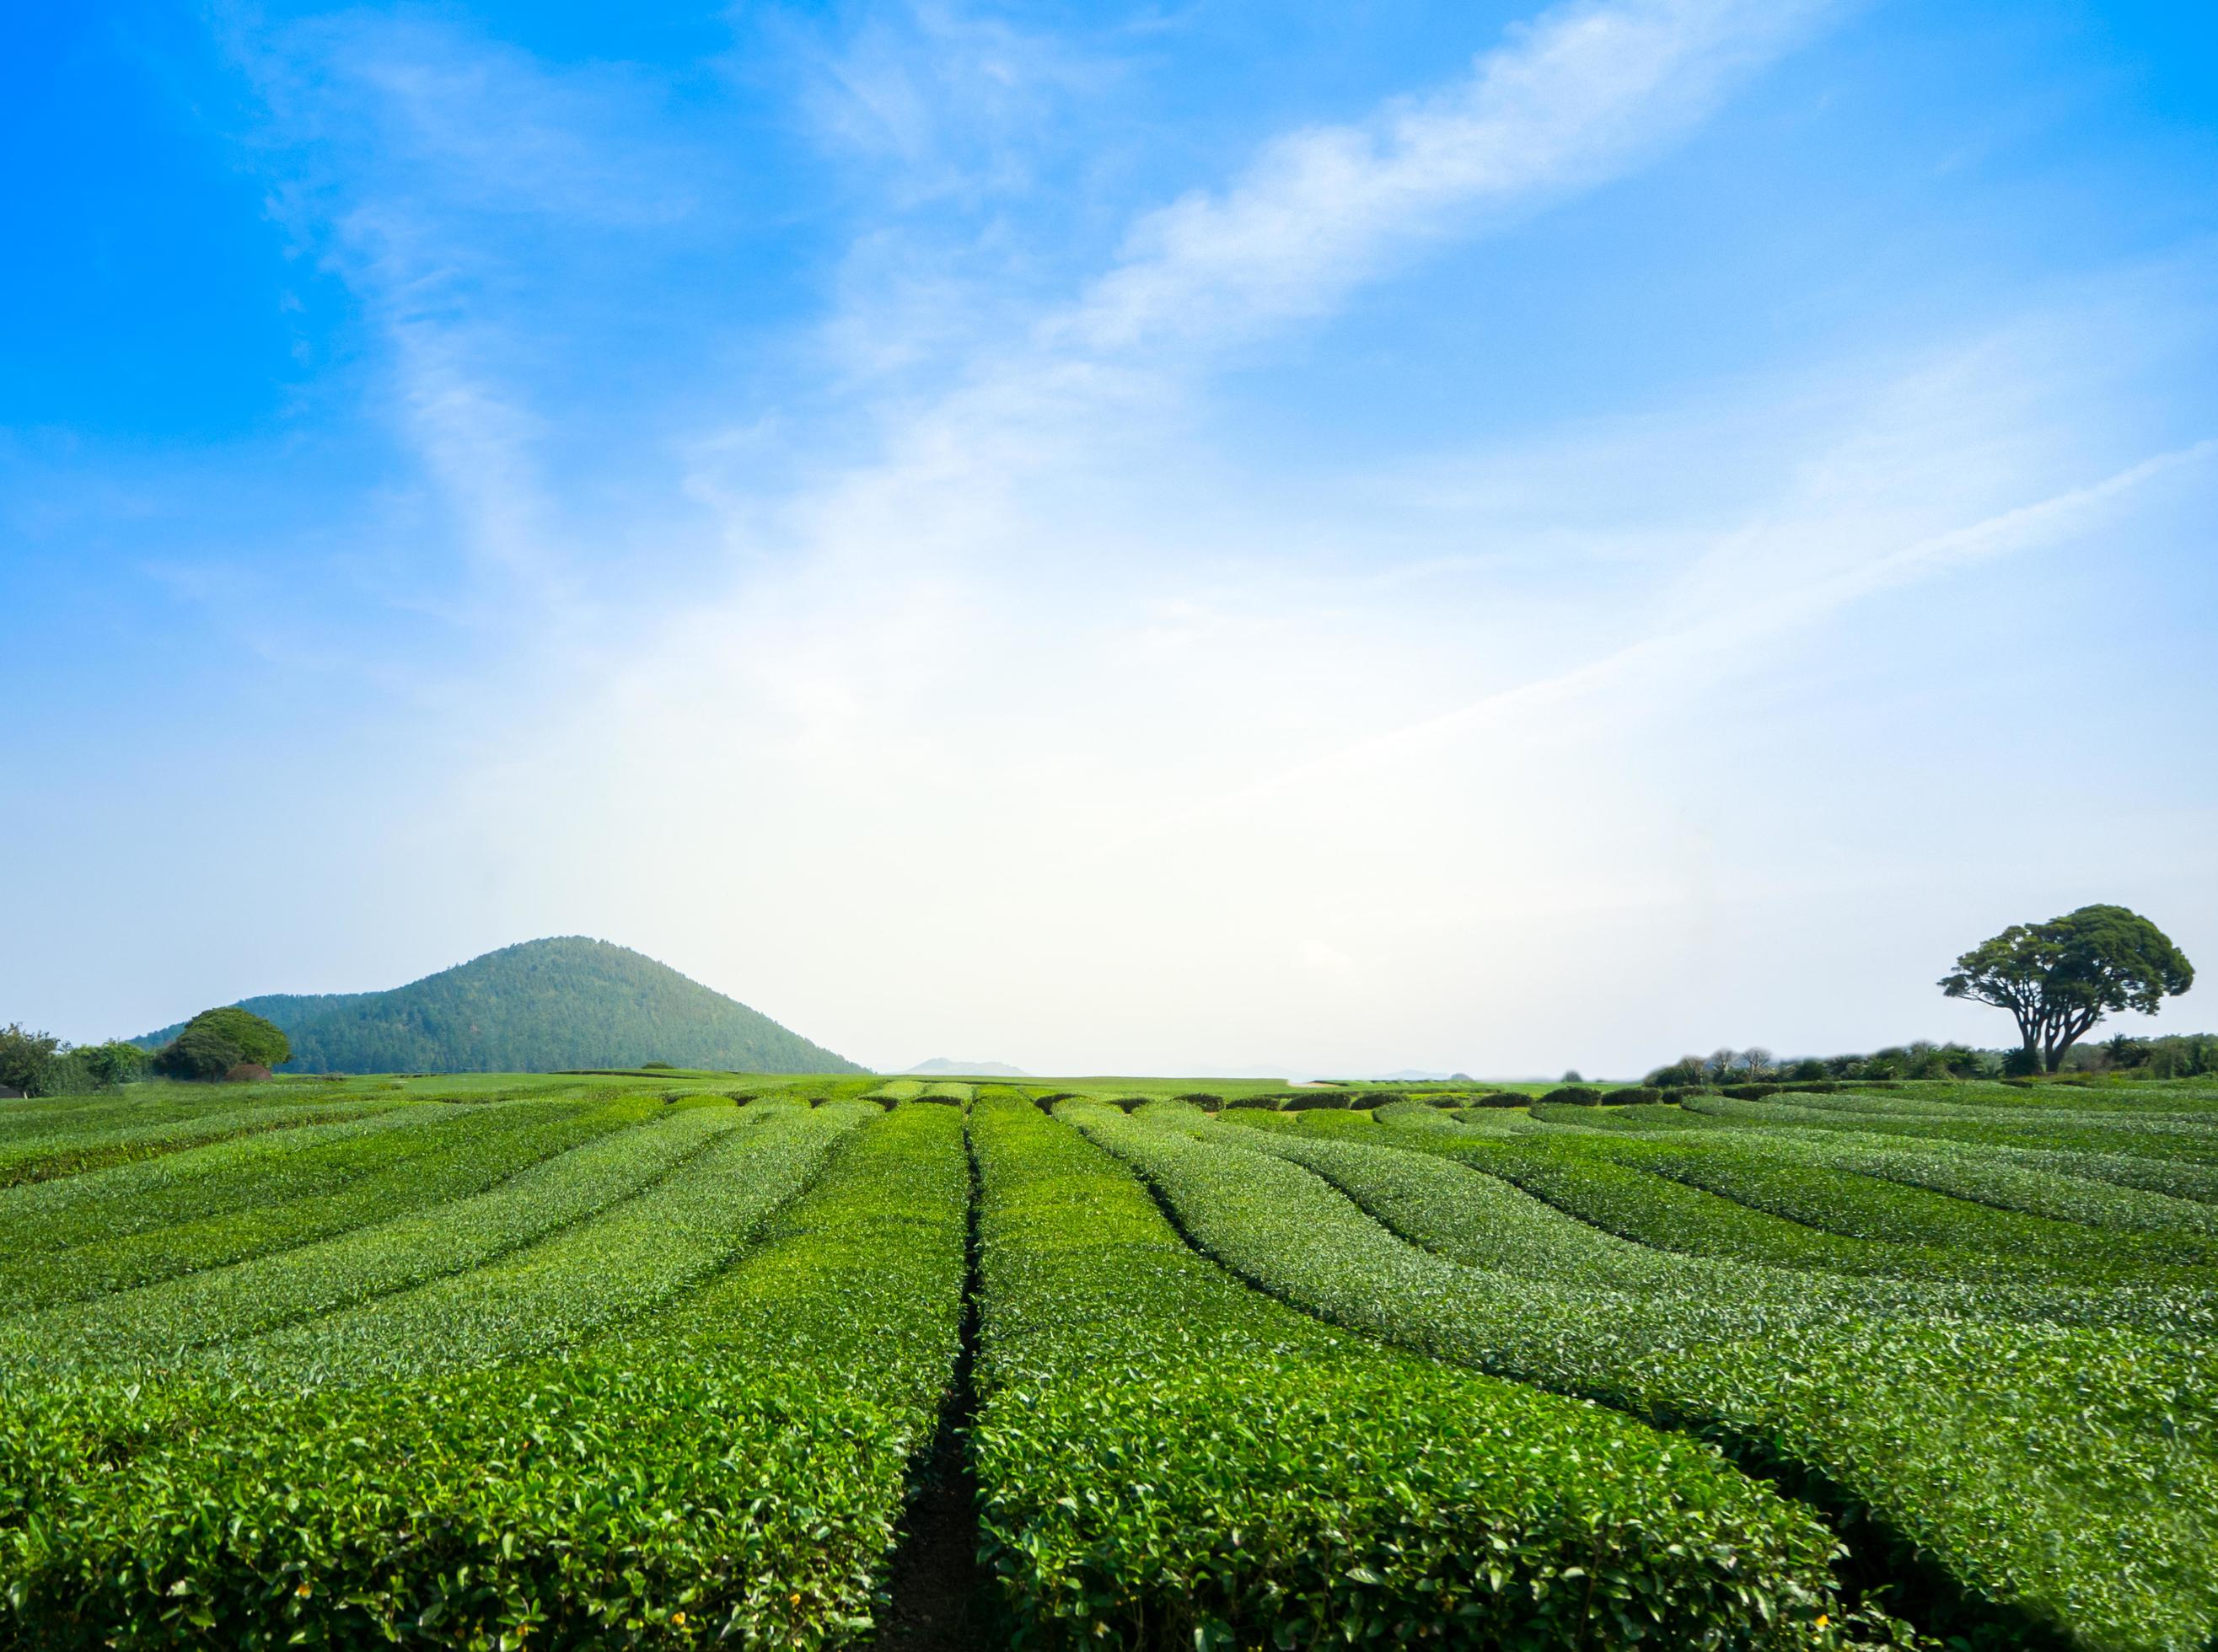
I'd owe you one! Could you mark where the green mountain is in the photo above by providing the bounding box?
[136,937,862,1075]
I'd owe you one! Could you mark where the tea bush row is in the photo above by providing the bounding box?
[203,1100,871,1386]
[0,1099,735,1374]
[1074,1102,2218,1652]
[0,1102,967,1649]
[971,1096,1848,1651]
[0,1092,420,1188]
[0,1097,650,1317]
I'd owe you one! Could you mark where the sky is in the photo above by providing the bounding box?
[4,0,2215,1078]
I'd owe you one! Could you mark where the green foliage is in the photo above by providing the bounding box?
[7,1072,2216,1649]
[1542,1084,1604,1106]
[76,1042,148,1086]
[0,1092,417,1189]
[0,1102,964,1649]
[1077,1097,2218,1649]
[0,1024,61,1095]
[1942,904,2195,1071]
[974,1097,1845,1650]
[0,1100,647,1322]
[150,1009,290,1081]
[134,937,861,1075]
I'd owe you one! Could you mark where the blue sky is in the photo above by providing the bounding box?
[5,0,2215,1075]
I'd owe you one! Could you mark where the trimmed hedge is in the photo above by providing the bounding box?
[1541,1085,1604,1107]
[1080,1103,2218,1652]
[975,1097,1845,1650]
[0,1102,967,1649]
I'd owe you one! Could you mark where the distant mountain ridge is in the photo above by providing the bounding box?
[904,1057,1031,1077]
[135,937,862,1075]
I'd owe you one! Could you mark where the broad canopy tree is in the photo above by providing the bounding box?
[1941,904,2194,1073]
[152,1007,293,1081]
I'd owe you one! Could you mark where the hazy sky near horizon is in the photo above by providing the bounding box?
[6,0,2215,1076]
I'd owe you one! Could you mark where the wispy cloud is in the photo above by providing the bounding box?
[215,8,712,635]
[1058,0,1836,354]
[776,0,1119,203]
[1222,434,2218,807]
[728,0,1843,583]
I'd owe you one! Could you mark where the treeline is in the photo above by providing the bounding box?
[2060,1031,2217,1078]
[1647,1034,2215,1087]
[0,1024,148,1098]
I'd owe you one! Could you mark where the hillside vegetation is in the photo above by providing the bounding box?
[133,937,860,1075]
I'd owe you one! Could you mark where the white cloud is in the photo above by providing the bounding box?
[1058,0,1835,354]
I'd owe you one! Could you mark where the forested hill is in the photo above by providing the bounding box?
[135,937,863,1075]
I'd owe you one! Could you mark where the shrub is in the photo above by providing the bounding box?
[1470,1090,1531,1108]
[1539,1085,1603,1107]
[1222,1096,1281,1110]
[1609,1086,1662,1107]
[221,1063,274,1084]
[1281,1092,1351,1110]
[1172,1092,1224,1109]
[1721,1083,1781,1100]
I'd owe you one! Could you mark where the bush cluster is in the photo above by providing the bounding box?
[1540,1084,1604,1106]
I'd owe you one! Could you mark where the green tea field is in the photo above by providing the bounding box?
[3,1072,2214,1650]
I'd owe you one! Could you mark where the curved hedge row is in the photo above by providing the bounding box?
[0,1099,745,1374]
[0,1101,967,1649]
[1075,1102,2218,1652]
[971,1096,1847,1650]
[0,1091,421,1189]
[1367,1111,2218,1317]
[0,1096,650,1317]
[202,1098,869,1386]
